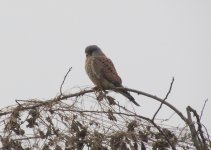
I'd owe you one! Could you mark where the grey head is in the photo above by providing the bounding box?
[85,45,105,57]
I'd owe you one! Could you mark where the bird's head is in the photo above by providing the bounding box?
[85,45,105,57]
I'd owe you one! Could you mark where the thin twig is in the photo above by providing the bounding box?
[123,87,187,123]
[161,112,176,123]
[200,98,208,120]
[60,67,72,95]
[152,77,174,121]
[15,100,22,107]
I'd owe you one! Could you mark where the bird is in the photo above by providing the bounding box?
[85,45,140,106]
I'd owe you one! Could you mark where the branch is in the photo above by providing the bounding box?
[54,107,177,150]
[0,82,209,149]
[120,87,188,123]
[152,77,174,121]
[186,106,202,150]
[0,86,188,125]
[200,99,208,120]
[150,120,176,150]
[186,106,210,150]
[60,67,72,95]
[0,88,93,117]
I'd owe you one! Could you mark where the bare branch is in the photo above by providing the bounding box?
[152,77,174,121]
[186,106,202,150]
[1,86,188,125]
[121,87,188,123]
[200,98,208,120]
[186,106,209,150]
[0,77,209,149]
[60,67,72,95]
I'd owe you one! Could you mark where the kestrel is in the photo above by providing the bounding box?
[85,45,140,106]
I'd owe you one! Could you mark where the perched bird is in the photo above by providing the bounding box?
[85,45,140,106]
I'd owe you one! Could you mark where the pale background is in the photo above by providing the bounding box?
[0,0,210,131]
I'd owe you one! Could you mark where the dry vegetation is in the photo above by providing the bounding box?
[0,69,210,150]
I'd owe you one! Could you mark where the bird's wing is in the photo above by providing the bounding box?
[91,56,122,86]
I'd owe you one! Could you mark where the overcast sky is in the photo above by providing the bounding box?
[0,0,210,131]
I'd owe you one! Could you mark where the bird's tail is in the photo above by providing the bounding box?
[117,89,140,106]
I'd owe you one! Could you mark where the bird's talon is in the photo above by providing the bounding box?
[93,86,102,92]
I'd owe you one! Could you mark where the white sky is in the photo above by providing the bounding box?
[0,0,210,131]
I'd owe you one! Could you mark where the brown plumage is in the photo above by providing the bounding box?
[85,45,140,106]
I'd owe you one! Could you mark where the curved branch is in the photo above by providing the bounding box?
[0,87,188,125]
[122,87,188,123]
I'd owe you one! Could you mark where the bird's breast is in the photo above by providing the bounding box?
[85,57,101,86]
[85,57,115,89]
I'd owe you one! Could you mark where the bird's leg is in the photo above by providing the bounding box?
[93,86,107,101]
[93,86,107,93]
[92,86,102,91]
